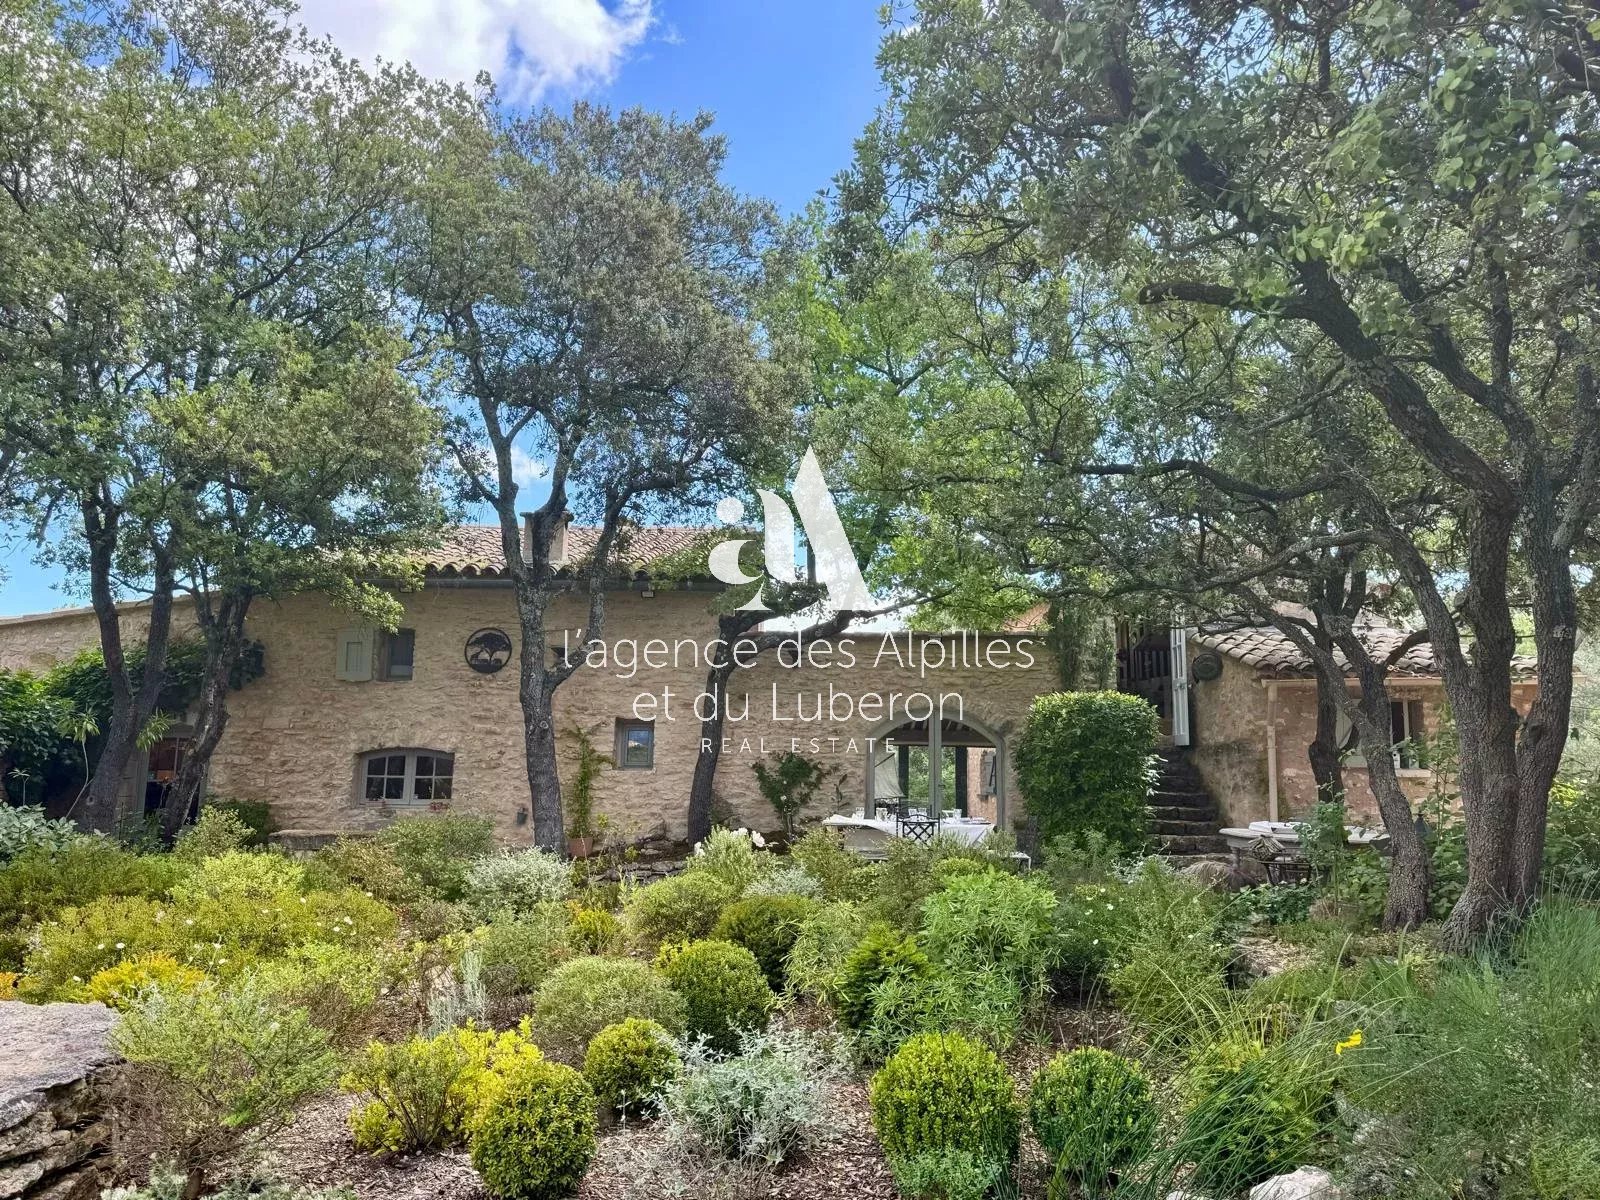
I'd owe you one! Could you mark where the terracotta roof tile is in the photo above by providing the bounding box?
[1194,615,1537,678]
[422,524,712,578]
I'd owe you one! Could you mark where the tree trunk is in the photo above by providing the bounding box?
[1308,669,1344,805]
[688,657,735,845]
[513,581,565,850]
[160,593,251,839]
[78,500,178,834]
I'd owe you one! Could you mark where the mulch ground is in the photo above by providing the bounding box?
[257,1000,1126,1200]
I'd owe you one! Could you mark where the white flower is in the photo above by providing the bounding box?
[184,918,194,926]
[750,831,767,848]
[114,942,125,950]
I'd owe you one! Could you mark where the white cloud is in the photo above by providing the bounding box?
[293,0,653,100]
[510,444,549,490]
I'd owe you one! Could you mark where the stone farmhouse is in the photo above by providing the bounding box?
[0,517,1527,843]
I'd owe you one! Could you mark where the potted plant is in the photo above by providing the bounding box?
[565,724,611,858]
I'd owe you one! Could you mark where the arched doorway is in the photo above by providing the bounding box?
[863,715,1009,830]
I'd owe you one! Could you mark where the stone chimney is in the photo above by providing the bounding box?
[523,510,573,566]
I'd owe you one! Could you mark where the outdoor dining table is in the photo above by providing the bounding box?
[820,812,996,858]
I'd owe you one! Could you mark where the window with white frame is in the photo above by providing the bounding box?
[362,749,454,804]
[1335,700,1428,770]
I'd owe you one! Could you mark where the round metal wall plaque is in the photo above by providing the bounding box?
[1192,651,1224,681]
[464,627,513,674]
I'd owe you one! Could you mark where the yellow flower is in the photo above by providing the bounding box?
[1335,1029,1364,1055]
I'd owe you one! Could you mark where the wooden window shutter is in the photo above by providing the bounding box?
[336,629,373,682]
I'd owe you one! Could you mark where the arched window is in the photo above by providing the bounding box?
[361,749,454,804]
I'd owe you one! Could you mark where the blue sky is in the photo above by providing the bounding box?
[0,0,887,616]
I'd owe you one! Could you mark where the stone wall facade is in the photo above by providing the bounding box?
[0,586,1054,842]
[1187,636,1538,826]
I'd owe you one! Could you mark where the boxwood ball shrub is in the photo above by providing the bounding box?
[469,1059,598,1200]
[835,923,933,1032]
[658,939,774,1052]
[532,956,686,1063]
[1029,1048,1156,1188]
[583,1018,680,1116]
[624,871,738,948]
[869,1032,1020,1167]
[711,894,818,989]
[1014,691,1158,852]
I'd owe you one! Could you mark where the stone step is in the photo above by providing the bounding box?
[1150,789,1217,808]
[1148,817,1220,837]
[1153,832,1231,855]
[1147,803,1219,823]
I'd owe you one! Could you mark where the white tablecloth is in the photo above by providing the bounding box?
[821,813,996,855]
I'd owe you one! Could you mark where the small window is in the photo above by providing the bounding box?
[1392,699,1427,770]
[615,720,654,770]
[381,629,416,681]
[361,749,453,805]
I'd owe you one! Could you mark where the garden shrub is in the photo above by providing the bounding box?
[84,951,207,1010]
[743,863,823,899]
[712,895,818,989]
[0,803,79,861]
[1039,831,1127,890]
[171,806,254,861]
[206,797,276,846]
[660,1028,843,1165]
[1179,1037,1323,1193]
[685,827,773,892]
[376,814,496,902]
[469,1059,598,1200]
[786,901,869,1003]
[888,1150,1006,1200]
[568,904,620,954]
[463,849,572,921]
[869,1033,1020,1167]
[113,978,339,1166]
[20,896,176,998]
[835,923,933,1032]
[255,941,392,1044]
[583,1017,680,1116]
[0,840,179,964]
[1545,778,1600,896]
[532,955,686,1062]
[304,835,425,908]
[477,905,575,1000]
[1103,864,1230,1043]
[624,871,738,947]
[343,1023,543,1153]
[1029,1048,1156,1190]
[864,835,1005,930]
[166,850,305,905]
[789,827,875,902]
[1014,691,1158,852]
[1052,881,1136,988]
[657,939,774,1052]
[919,870,1058,996]
[860,961,1030,1060]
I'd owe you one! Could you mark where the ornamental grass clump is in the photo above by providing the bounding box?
[469,1059,598,1200]
[869,1032,1019,1170]
[1029,1048,1156,1195]
[657,939,774,1053]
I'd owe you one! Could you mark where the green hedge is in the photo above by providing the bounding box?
[1014,692,1158,852]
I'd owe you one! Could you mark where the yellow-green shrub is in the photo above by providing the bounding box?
[568,905,620,954]
[531,956,686,1063]
[583,1018,680,1116]
[657,939,774,1053]
[1029,1048,1156,1189]
[869,1033,1019,1167]
[84,952,207,1010]
[343,1022,543,1153]
[19,897,176,999]
[624,872,737,948]
[469,1059,597,1200]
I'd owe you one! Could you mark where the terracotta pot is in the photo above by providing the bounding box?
[566,836,594,859]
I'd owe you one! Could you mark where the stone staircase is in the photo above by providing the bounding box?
[1147,747,1229,863]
